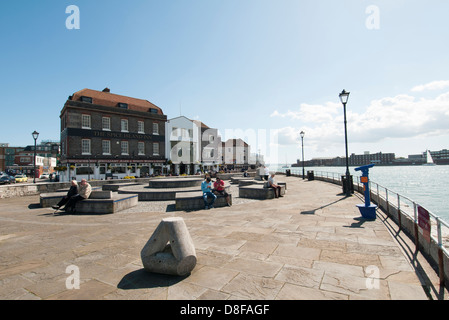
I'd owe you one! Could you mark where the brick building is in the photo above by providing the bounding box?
[349,151,395,166]
[0,143,25,173]
[59,88,167,181]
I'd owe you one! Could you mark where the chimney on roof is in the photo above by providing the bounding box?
[102,88,110,93]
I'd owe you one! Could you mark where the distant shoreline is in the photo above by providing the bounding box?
[289,163,449,168]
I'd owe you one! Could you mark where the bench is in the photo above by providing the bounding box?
[50,186,101,193]
[238,184,286,200]
[175,191,232,211]
[118,185,231,201]
[230,177,254,184]
[148,178,203,189]
[102,182,142,192]
[238,179,287,190]
[40,190,138,214]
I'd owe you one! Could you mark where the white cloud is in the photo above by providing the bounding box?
[270,101,340,123]
[411,80,449,92]
[270,88,449,156]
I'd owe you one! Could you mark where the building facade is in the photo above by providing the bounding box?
[0,144,24,173]
[221,138,251,170]
[427,149,449,165]
[165,116,201,175]
[165,116,221,175]
[198,120,221,173]
[349,151,395,166]
[59,88,167,181]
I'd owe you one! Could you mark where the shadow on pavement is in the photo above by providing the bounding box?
[117,269,188,290]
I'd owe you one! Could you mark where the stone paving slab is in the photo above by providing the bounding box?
[0,176,447,300]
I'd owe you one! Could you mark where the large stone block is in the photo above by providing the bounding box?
[141,217,197,276]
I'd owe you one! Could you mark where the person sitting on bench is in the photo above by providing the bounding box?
[213,176,231,206]
[268,172,283,198]
[201,176,216,209]
[52,180,78,210]
[63,179,92,212]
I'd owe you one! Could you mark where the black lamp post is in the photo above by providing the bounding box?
[339,89,351,196]
[32,131,39,183]
[300,131,305,179]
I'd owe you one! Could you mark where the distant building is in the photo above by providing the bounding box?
[0,144,25,172]
[10,154,57,178]
[59,88,167,181]
[293,148,449,167]
[349,151,395,166]
[304,157,344,167]
[427,149,449,165]
[407,154,425,164]
[197,120,221,173]
[221,138,251,170]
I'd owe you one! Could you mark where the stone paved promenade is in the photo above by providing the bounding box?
[0,176,447,300]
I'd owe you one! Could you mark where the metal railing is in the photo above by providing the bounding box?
[281,168,449,286]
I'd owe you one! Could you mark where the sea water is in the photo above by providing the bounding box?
[269,164,449,224]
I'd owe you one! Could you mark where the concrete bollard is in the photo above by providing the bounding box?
[140,217,197,276]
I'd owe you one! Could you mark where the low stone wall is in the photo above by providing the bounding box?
[149,178,203,189]
[118,185,231,201]
[175,192,232,211]
[239,184,286,200]
[0,178,150,199]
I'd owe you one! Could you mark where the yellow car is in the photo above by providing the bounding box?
[15,174,28,183]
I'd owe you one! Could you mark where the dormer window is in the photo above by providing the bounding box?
[80,96,92,103]
[118,103,128,109]
[149,108,158,114]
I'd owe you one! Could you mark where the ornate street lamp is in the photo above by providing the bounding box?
[300,131,305,179]
[32,131,39,183]
[339,89,351,196]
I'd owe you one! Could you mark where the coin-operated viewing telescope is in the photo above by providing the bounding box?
[354,164,377,220]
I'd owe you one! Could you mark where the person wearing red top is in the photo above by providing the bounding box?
[213,176,231,206]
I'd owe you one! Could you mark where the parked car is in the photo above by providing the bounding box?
[0,176,12,185]
[40,174,49,179]
[15,174,28,183]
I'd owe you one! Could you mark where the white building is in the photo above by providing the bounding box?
[221,138,251,170]
[165,116,222,175]
[165,116,201,175]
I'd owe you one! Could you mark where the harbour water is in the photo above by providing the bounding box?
[269,164,449,224]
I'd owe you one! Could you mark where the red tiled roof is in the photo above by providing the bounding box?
[70,88,164,115]
[223,139,249,147]
[190,119,210,129]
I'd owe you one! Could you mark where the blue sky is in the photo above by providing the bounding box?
[1,0,448,163]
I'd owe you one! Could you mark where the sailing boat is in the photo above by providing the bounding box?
[423,150,436,166]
